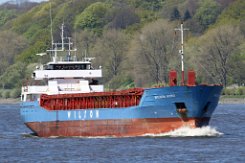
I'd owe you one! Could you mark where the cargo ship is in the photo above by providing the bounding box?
[20,23,223,137]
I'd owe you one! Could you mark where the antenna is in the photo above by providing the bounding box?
[175,22,189,85]
[74,30,77,57]
[49,2,54,47]
[85,49,87,60]
[68,37,71,61]
[61,23,64,51]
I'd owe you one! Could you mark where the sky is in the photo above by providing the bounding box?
[0,0,48,4]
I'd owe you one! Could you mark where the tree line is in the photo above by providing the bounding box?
[0,0,244,97]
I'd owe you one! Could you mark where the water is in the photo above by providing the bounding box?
[0,104,244,162]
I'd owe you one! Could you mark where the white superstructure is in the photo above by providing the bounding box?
[21,24,103,102]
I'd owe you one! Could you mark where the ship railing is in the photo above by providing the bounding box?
[22,85,49,94]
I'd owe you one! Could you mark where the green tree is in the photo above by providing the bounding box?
[128,0,164,11]
[194,0,221,29]
[75,30,97,59]
[229,43,245,86]
[0,62,26,89]
[183,10,191,21]
[129,20,173,86]
[0,31,27,76]
[74,2,111,30]
[216,0,245,25]
[198,25,243,87]
[15,29,50,63]
[0,9,16,26]
[108,3,140,29]
[92,30,128,85]
[170,7,180,21]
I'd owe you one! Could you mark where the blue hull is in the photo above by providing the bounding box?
[20,85,223,137]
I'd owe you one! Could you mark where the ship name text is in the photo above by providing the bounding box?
[154,94,176,99]
[67,110,99,120]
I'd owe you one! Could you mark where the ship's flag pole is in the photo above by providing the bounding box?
[175,22,189,85]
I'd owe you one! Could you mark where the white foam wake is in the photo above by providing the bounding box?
[143,126,223,137]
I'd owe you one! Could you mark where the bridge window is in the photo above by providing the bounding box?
[45,64,91,70]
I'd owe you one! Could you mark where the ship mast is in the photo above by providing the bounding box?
[47,23,77,62]
[175,22,188,85]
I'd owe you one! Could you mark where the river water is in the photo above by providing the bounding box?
[0,104,244,162]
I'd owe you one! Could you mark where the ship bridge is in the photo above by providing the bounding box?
[21,23,104,102]
[33,61,102,80]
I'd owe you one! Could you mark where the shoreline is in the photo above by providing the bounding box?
[219,97,245,104]
[0,96,244,105]
[0,98,20,104]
